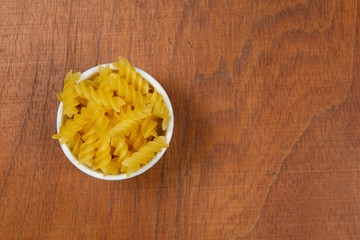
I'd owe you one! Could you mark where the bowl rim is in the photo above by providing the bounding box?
[56,63,174,180]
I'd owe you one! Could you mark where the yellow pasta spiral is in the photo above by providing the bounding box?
[87,100,110,135]
[97,90,125,112]
[75,82,98,101]
[141,116,158,139]
[52,112,91,144]
[129,128,147,151]
[106,161,121,175]
[78,134,97,167]
[113,56,150,94]
[81,122,97,142]
[67,133,83,156]
[57,71,81,118]
[148,89,166,116]
[108,105,152,136]
[161,108,171,131]
[108,118,139,137]
[75,82,125,112]
[110,135,129,161]
[122,136,169,175]
[148,89,171,130]
[93,137,112,171]
[109,72,145,109]
[97,65,112,92]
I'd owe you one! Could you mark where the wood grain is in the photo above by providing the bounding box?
[1,0,359,239]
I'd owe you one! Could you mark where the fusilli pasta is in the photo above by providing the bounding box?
[52,56,171,176]
[57,71,81,118]
[122,136,169,175]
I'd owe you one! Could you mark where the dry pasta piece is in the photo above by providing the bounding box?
[113,56,150,94]
[93,137,112,171]
[106,161,121,175]
[52,112,91,144]
[141,116,158,139]
[78,134,97,167]
[129,128,147,151]
[121,136,169,176]
[109,72,146,108]
[57,71,81,118]
[161,108,171,131]
[67,133,83,156]
[108,105,152,137]
[76,82,125,112]
[97,65,112,91]
[87,99,111,135]
[148,89,171,130]
[110,135,129,162]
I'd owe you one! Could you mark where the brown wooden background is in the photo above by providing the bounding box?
[1,0,360,239]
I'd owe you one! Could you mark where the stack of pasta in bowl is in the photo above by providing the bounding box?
[52,57,172,178]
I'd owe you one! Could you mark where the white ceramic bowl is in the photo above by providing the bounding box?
[56,64,174,180]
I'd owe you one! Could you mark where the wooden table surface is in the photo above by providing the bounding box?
[1,0,360,239]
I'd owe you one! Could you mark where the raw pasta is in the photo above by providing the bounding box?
[52,57,170,176]
[57,71,81,118]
